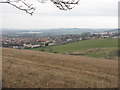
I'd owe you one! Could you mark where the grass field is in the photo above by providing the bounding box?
[29,38,118,59]
[2,48,118,88]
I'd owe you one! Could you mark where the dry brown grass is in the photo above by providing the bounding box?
[70,47,118,60]
[2,48,118,88]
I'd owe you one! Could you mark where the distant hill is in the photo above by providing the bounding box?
[2,28,117,36]
[104,29,119,32]
[3,48,118,88]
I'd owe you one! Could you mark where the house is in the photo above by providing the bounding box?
[23,44,40,48]
[49,43,55,46]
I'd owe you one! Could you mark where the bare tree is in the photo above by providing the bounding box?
[0,0,80,15]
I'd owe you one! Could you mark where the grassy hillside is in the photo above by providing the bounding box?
[30,38,118,59]
[3,48,118,88]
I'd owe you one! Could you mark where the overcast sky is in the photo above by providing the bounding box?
[0,0,119,29]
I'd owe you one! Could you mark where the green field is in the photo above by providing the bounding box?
[29,38,118,59]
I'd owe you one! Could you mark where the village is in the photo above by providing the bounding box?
[2,31,119,49]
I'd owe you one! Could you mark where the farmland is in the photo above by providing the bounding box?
[2,48,118,88]
[30,38,118,60]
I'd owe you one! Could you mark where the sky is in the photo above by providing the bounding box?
[0,0,119,29]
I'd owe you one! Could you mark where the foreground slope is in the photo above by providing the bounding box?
[3,48,118,88]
